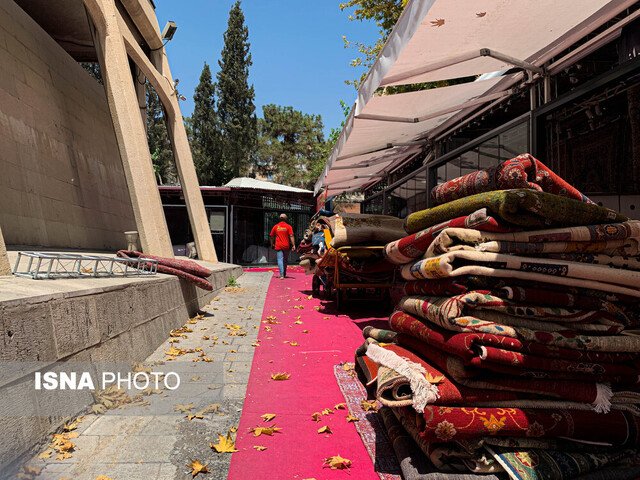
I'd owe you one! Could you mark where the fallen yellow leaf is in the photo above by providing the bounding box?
[318,425,332,434]
[253,445,267,451]
[250,426,282,437]
[261,413,276,422]
[38,450,52,459]
[334,403,346,410]
[361,399,378,412]
[425,372,445,384]
[173,403,195,413]
[210,432,238,453]
[311,412,321,422]
[323,455,352,470]
[346,414,359,422]
[271,372,290,380]
[186,458,210,476]
[321,408,334,415]
[187,414,204,421]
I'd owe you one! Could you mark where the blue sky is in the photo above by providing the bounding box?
[154,1,380,137]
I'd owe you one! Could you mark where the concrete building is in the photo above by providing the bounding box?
[0,1,240,472]
[0,0,217,268]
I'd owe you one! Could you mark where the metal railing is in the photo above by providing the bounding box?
[13,252,158,280]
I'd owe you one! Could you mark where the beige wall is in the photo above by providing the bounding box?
[0,1,136,250]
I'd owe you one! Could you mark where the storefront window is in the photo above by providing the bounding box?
[499,122,528,159]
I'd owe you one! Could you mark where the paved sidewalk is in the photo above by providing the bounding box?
[23,272,271,480]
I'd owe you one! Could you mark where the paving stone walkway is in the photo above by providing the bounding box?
[24,272,271,480]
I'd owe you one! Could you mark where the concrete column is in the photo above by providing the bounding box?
[0,227,11,276]
[151,50,219,263]
[84,0,174,257]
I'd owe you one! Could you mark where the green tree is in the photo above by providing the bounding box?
[217,1,257,178]
[190,62,228,185]
[255,104,326,190]
[146,83,177,185]
[341,0,407,89]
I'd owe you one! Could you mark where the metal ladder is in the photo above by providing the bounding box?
[13,252,159,280]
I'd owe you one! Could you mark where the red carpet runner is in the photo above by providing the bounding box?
[227,270,385,479]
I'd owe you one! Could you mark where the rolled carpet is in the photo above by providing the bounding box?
[430,153,593,206]
[404,189,625,234]
[116,249,213,290]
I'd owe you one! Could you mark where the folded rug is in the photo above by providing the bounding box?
[399,291,628,332]
[389,310,640,364]
[384,209,513,265]
[405,189,624,234]
[430,153,593,206]
[116,250,213,290]
[389,314,640,379]
[400,250,640,298]
[356,343,524,408]
[426,221,640,258]
[484,444,635,480]
[379,407,506,480]
[542,252,640,272]
[328,213,406,247]
[399,333,613,411]
[400,404,640,445]
[397,295,640,352]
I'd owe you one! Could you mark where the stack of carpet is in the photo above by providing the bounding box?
[300,212,404,285]
[356,154,640,480]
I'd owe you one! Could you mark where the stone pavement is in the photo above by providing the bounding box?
[21,271,272,480]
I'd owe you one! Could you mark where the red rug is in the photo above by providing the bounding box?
[227,271,388,479]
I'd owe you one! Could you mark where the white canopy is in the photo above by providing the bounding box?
[316,0,637,195]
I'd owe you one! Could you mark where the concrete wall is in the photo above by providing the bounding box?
[0,262,243,472]
[0,1,136,250]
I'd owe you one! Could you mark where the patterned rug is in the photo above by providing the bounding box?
[334,363,402,480]
[430,153,594,206]
[404,189,624,234]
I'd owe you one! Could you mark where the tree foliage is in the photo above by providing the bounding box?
[254,104,326,190]
[216,1,258,178]
[146,83,177,185]
[340,0,407,89]
[190,62,229,185]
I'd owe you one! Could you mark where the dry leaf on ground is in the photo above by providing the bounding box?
[334,403,346,410]
[253,445,267,451]
[174,403,195,413]
[311,412,321,422]
[261,413,276,422]
[187,458,210,476]
[323,455,352,470]
[249,426,282,437]
[210,432,238,453]
[318,426,332,434]
[361,399,378,411]
[346,414,359,422]
[271,372,290,380]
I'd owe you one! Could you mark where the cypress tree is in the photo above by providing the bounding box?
[216,1,257,178]
[190,62,228,185]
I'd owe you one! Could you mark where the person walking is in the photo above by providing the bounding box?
[270,213,296,279]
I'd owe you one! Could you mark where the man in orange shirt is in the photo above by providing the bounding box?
[270,213,296,279]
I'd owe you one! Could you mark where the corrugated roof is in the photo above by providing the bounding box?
[224,177,313,194]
